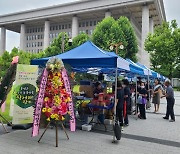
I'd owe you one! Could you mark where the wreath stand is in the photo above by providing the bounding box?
[0,113,13,133]
[38,120,69,147]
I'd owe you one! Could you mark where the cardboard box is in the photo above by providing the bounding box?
[79,85,93,98]
[82,124,92,131]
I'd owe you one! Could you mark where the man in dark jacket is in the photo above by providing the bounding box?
[162,80,175,122]
[116,81,124,128]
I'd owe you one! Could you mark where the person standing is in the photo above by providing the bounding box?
[137,82,148,119]
[152,79,162,113]
[116,81,124,129]
[161,80,175,122]
[122,79,130,126]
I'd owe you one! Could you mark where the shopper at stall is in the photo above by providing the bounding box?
[93,82,103,99]
[161,80,175,122]
[152,79,162,113]
[137,82,148,119]
[122,79,130,126]
[116,81,124,129]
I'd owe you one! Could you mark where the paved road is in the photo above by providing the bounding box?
[0,92,179,154]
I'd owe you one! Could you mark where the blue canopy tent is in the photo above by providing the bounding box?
[31,41,118,69]
[126,59,149,77]
[136,62,161,79]
[31,41,145,76]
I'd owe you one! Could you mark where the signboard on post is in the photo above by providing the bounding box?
[11,64,38,124]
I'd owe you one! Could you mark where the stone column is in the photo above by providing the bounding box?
[44,20,50,49]
[149,17,154,34]
[105,10,111,18]
[20,23,26,51]
[0,27,6,55]
[72,15,78,38]
[141,5,150,66]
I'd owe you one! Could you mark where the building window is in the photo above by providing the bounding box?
[90,30,93,35]
[41,27,43,32]
[62,25,64,29]
[86,30,89,34]
[53,33,56,38]
[86,21,89,27]
[38,28,40,32]
[82,22,85,27]
[79,22,81,27]
[40,42,43,46]
[90,21,93,26]
[27,29,29,33]
[29,29,32,33]
[69,24,71,29]
[59,25,61,30]
[41,34,43,39]
[56,25,58,30]
[65,24,67,29]
[94,21,97,26]
[56,33,58,37]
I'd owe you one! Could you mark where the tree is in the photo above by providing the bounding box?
[92,17,127,57]
[117,16,138,62]
[145,20,180,79]
[0,51,12,78]
[72,33,90,48]
[44,32,71,57]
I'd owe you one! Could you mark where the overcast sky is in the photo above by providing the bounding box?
[0,0,179,51]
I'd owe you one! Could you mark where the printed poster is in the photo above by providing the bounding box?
[11,64,38,124]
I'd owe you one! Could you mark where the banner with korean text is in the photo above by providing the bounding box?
[32,69,48,137]
[11,64,38,124]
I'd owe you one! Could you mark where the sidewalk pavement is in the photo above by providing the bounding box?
[0,92,179,154]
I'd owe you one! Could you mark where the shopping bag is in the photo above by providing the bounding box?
[113,120,121,140]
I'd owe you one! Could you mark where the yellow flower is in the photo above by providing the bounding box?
[50,114,55,119]
[61,116,65,121]
[42,108,47,112]
[67,97,71,102]
[67,111,71,115]
[54,95,62,106]
[47,108,52,112]
[44,97,49,102]
[47,118,50,121]
[54,114,59,119]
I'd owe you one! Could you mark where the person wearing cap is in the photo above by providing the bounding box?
[161,80,175,122]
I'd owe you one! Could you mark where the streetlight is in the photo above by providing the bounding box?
[61,33,73,53]
[110,42,124,54]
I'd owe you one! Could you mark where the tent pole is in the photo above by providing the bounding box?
[112,67,118,142]
[135,76,138,117]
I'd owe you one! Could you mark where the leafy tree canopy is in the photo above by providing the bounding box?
[117,16,138,62]
[145,20,180,78]
[92,17,128,57]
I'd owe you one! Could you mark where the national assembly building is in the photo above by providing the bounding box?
[0,0,166,66]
